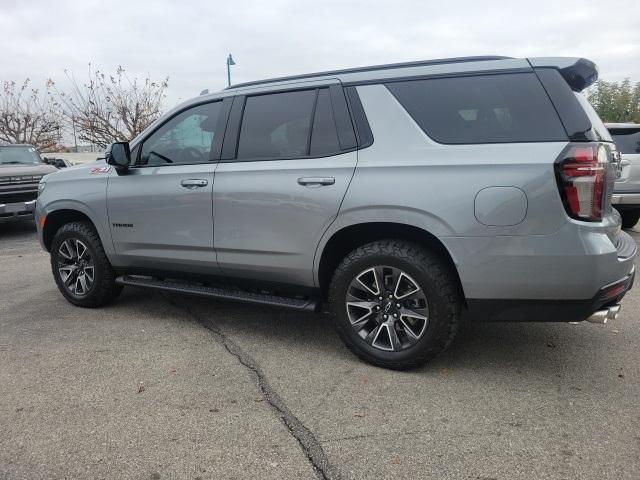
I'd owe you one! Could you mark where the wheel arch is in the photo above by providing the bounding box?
[316,221,465,302]
[42,207,104,252]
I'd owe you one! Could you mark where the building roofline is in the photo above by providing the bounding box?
[227,55,513,90]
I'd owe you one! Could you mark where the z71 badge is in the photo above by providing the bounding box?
[90,166,111,174]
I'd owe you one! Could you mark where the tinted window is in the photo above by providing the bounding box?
[140,101,222,165]
[610,128,640,154]
[237,90,315,160]
[310,88,340,156]
[386,73,567,144]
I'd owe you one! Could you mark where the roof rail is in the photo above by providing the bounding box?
[228,55,513,90]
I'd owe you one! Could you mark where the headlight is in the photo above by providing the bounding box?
[38,180,47,196]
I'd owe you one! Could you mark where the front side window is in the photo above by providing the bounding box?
[139,101,222,165]
[386,73,567,144]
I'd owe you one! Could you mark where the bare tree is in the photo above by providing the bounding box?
[55,65,168,148]
[0,79,62,150]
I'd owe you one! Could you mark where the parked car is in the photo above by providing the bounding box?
[0,144,57,222]
[606,123,640,228]
[35,56,636,369]
[43,157,74,169]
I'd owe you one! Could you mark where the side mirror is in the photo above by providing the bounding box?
[106,142,131,169]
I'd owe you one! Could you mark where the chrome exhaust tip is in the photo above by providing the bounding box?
[586,304,621,324]
[586,309,609,324]
[607,304,621,320]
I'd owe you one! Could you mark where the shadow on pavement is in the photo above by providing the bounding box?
[114,288,608,379]
[0,218,36,239]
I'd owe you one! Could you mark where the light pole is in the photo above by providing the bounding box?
[226,54,236,87]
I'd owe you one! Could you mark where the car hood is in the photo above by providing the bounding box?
[0,163,58,177]
[43,159,110,183]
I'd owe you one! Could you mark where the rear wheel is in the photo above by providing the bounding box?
[621,210,640,229]
[328,240,461,370]
[50,221,122,307]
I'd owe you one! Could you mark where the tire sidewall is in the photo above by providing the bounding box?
[51,226,103,303]
[331,250,454,366]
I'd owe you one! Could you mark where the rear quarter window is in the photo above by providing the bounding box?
[386,73,567,144]
[573,93,613,143]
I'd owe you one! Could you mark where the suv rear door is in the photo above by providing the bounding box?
[213,83,358,286]
[107,98,230,273]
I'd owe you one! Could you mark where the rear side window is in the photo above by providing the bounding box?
[236,88,344,160]
[386,73,567,144]
[237,90,315,160]
[610,128,640,154]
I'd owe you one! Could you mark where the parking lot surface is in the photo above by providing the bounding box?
[1,219,639,480]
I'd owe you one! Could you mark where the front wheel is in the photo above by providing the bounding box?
[328,240,462,370]
[50,221,122,307]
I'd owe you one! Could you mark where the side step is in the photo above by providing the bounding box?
[115,275,320,312]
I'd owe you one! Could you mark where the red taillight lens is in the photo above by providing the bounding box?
[556,143,608,221]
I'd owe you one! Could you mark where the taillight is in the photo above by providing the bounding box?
[555,143,609,222]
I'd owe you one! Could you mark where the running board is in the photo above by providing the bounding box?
[115,275,319,312]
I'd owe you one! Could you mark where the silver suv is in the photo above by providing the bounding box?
[36,56,636,369]
[607,123,640,228]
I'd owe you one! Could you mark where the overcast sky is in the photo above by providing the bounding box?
[1,0,639,108]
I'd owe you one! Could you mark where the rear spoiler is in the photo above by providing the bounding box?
[527,57,598,91]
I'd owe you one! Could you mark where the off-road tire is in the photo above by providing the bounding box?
[50,221,122,307]
[328,240,462,370]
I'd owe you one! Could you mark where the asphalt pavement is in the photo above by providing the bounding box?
[1,219,639,480]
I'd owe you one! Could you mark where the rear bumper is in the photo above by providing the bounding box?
[612,192,640,207]
[0,200,36,221]
[445,223,636,301]
[464,266,635,322]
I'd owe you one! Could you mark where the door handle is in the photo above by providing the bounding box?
[181,179,208,189]
[297,177,335,186]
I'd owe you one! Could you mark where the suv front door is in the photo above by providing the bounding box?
[213,85,359,286]
[107,99,228,274]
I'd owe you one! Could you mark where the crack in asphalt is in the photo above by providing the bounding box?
[160,294,342,480]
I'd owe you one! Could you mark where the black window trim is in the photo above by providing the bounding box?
[383,70,570,146]
[532,67,594,142]
[219,85,359,163]
[306,89,320,156]
[129,97,232,169]
[344,86,374,149]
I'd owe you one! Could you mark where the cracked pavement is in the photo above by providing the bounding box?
[1,219,639,479]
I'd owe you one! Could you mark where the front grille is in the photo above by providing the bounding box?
[0,174,43,185]
[0,191,37,204]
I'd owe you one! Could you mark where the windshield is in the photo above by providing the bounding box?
[0,146,43,165]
